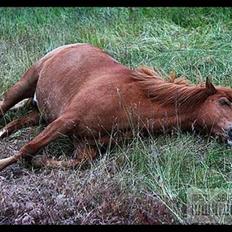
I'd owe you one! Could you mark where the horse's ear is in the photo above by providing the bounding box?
[206,76,216,95]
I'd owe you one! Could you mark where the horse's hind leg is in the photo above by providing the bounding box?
[0,113,78,171]
[30,131,134,169]
[31,143,97,169]
[0,110,41,139]
[10,98,33,111]
[0,66,38,117]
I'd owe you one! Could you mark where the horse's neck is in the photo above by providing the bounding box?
[141,103,198,133]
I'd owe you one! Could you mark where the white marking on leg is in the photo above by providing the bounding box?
[0,156,16,171]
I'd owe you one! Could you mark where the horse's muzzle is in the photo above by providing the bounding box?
[226,127,232,146]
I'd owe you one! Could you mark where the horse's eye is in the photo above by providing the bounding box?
[218,97,231,107]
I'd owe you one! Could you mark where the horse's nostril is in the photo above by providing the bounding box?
[228,128,232,138]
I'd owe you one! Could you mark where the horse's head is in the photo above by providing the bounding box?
[196,78,232,145]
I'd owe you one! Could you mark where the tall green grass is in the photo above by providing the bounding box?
[1,7,232,224]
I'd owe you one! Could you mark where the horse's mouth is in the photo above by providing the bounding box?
[214,125,232,146]
[224,132,232,146]
[227,138,232,146]
[225,127,232,146]
[215,129,232,146]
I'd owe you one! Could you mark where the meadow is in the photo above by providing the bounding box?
[0,7,232,224]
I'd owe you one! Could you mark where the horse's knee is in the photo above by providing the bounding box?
[18,142,39,161]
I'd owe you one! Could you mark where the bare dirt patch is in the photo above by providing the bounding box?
[0,127,175,224]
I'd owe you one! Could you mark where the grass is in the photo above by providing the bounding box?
[1,7,232,224]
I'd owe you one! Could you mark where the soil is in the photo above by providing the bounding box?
[0,127,175,224]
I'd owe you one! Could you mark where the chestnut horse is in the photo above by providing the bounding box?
[0,43,232,171]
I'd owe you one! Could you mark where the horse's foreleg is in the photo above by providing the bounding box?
[0,110,41,139]
[0,113,78,171]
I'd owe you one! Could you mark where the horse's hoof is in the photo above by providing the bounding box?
[31,155,47,168]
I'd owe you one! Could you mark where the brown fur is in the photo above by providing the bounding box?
[132,66,216,110]
[0,43,232,171]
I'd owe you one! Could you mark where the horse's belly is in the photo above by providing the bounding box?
[35,91,62,122]
[35,77,73,122]
[35,67,84,122]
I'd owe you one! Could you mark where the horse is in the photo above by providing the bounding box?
[0,43,232,171]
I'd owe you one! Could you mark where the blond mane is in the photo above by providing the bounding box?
[131,66,214,110]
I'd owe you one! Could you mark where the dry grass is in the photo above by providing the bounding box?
[0,124,175,225]
[0,129,174,225]
[0,171,173,224]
